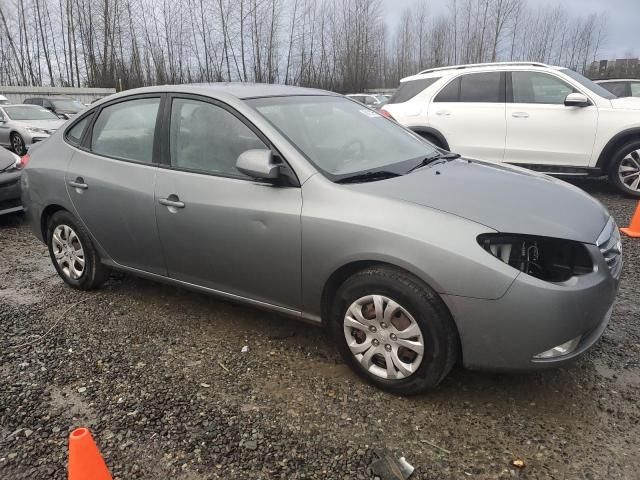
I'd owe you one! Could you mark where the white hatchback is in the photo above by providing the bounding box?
[382,62,640,197]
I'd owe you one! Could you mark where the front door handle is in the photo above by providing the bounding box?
[512,112,530,118]
[68,177,88,190]
[159,195,185,209]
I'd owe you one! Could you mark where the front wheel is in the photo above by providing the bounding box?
[10,132,27,156]
[47,210,110,290]
[329,266,458,395]
[608,140,640,198]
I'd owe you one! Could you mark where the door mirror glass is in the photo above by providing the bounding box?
[564,92,590,107]
[236,149,280,180]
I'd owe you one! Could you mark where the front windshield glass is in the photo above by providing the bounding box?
[560,68,616,100]
[52,98,84,112]
[248,96,438,179]
[4,105,59,120]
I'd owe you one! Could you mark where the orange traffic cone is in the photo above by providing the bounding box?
[620,202,640,238]
[68,428,112,480]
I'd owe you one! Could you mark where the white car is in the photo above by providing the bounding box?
[382,62,640,197]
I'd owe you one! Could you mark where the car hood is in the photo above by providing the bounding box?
[610,97,640,110]
[14,119,65,130]
[350,159,609,243]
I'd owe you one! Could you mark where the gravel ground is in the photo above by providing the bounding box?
[0,178,639,480]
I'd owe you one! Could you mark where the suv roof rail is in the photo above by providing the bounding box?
[417,62,549,75]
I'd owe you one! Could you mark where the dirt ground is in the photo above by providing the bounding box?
[0,177,638,479]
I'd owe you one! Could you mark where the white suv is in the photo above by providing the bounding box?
[381,62,640,197]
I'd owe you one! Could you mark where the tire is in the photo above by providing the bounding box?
[608,139,640,198]
[329,266,458,395]
[10,132,27,156]
[47,210,110,290]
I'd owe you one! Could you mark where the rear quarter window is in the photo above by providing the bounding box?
[388,77,441,104]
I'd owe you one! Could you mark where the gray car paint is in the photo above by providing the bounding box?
[0,106,65,149]
[21,83,620,372]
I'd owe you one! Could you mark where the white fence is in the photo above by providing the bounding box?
[0,86,116,104]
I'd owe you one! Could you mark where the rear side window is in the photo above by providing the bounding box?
[460,72,504,102]
[434,77,460,102]
[91,98,160,163]
[66,115,92,146]
[388,78,440,104]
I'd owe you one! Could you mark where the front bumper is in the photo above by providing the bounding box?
[0,170,23,215]
[443,244,619,371]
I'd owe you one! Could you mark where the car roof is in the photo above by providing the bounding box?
[595,79,640,83]
[402,62,565,82]
[102,83,336,102]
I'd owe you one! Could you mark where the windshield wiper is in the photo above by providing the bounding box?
[336,170,401,184]
[406,152,461,174]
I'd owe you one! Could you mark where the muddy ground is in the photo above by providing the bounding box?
[0,177,638,479]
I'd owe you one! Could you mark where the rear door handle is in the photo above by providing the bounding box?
[68,177,88,190]
[435,110,451,116]
[512,112,529,118]
[159,196,185,209]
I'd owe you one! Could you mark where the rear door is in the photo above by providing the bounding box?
[154,95,302,310]
[427,71,506,162]
[505,71,598,167]
[65,95,166,275]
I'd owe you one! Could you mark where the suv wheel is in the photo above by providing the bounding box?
[47,210,110,290]
[609,139,640,198]
[329,266,458,395]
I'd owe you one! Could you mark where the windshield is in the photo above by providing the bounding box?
[560,68,616,100]
[4,105,59,120]
[52,98,84,112]
[248,96,439,179]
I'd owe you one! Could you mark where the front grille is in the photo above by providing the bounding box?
[596,217,622,278]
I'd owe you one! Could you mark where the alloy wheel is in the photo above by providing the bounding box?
[51,225,86,280]
[343,294,424,380]
[618,149,640,192]
[11,134,25,155]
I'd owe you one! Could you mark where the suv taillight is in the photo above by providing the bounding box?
[380,108,396,121]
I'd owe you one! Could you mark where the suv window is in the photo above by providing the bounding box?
[631,82,640,97]
[66,115,92,146]
[434,77,460,102]
[170,98,266,177]
[460,72,504,102]
[364,96,377,106]
[91,98,160,163]
[389,77,441,104]
[512,72,576,104]
[600,82,627,97]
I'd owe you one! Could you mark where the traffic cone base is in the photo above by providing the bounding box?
[68,427,112,480]
[620,201,640,238]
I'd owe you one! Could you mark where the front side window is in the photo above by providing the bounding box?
[170,98,266,176]
[3,105,58,120]
[91,98,160,163]
[512,72,575,105]
[249,95,439,179]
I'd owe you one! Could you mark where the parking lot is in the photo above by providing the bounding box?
[0,177,637,479]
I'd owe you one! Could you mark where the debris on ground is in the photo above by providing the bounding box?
[369,449,414,479]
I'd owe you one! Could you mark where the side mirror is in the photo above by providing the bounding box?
[236,149,280,180]
[564,93,590,107]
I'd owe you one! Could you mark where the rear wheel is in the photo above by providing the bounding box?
[10,132,26,156]
[47,210,110,290]
[329,266,458,395]
[608,139,640,198]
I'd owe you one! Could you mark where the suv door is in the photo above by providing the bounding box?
[427,71,506,162]
[505,71,598,166]
[65,96,167,275]
[154,95,302,311]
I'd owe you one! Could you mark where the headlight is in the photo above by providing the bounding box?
[478,233,593,282]
[26,127,48,134]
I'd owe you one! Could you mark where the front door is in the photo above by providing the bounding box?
[66,96,166,275]
[155,96,302,310]
[505,71,598,166]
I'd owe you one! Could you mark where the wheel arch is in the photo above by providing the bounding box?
[596,128,640,172]
[40,204,68,240]
[408,126,450,150]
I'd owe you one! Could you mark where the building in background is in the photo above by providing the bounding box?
[588,58,640,80]
[0,86,115,105]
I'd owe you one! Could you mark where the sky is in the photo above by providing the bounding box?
[381,0,638,59]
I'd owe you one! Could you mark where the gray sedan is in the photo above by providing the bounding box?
[20,84,621,394]
[0,104,65,155]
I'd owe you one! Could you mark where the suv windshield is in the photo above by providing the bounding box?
[248,96,439,179]
[560,68,616,100]
[4,105,59,120]
[51,98,84,112]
